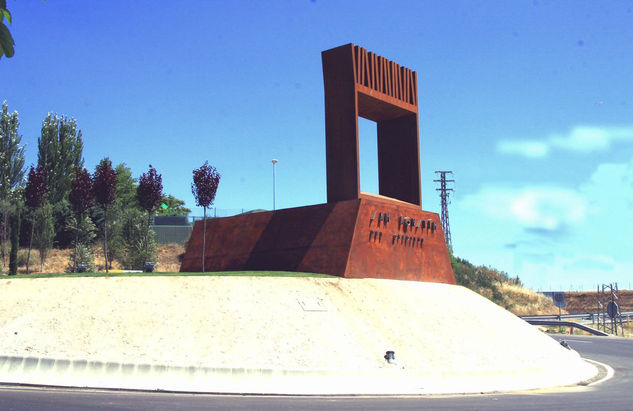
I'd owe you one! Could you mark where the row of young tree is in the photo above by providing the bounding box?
[1,100,220,274]
[22,160,164,274]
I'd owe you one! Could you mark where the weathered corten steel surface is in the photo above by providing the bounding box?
[348,193,454,283]
[181,43,454,283]
[322,43,421,206]
[180,197,455,284]
[181,201,358,275]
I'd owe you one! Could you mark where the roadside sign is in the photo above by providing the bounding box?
[552,292,565,308]
[607,301,619,319]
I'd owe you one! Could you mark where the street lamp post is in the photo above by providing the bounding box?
[271,159,278,210]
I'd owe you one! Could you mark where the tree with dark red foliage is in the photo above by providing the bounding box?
[93,158,117,273]
[137,165,163,264]
[69,167,93,272]
[69,167,93,215]
[23,164,48,274]
[191,161,220,272]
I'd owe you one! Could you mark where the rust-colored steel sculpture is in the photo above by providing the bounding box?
[323,43,421,206]
[181,43,455,284]
[180,196,454,283]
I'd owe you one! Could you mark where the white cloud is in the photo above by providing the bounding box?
[496,125,633,158]
[460,186,586,231]
[580,159,633,208]
[550,126,610,152]
[497,140,550,158]
[454,157,633,290]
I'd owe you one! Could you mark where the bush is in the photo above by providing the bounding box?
[66,243,95,273]
[66,214,97,246]
[66,214,97,272]
[113,208,157,270]
[450,253,505,305]
[17,249,36,267]
[104,217,125,269]
[124,231,157,270]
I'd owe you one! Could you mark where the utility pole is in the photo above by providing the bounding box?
[271,159,278,210]
[434,171,454,253]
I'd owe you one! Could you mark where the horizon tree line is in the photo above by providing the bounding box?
[0,100,218,274]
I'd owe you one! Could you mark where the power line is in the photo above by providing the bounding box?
[434,171,454,253]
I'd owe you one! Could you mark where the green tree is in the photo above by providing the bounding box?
[97,162,137,267]
[8,198,21,275]
[38,113,84,247]
[156,194,191,217]
[65,214,96,272]
[33,203,54,272]
[0,0,14,60]
[38,113,83,204]
[118,208,156,270]
[0,101,25,271]
[114,163,138,209]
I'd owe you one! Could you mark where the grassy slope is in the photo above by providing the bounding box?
[8,271,335,279]
[7,245,559,316]
[450,254,562,316]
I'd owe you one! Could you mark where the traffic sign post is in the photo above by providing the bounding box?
[607,301,619,319]
[598,283,625,336]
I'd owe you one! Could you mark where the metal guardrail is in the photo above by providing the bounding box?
[523,319,609,336]
[521,311,633,336]
[521,311,633,322]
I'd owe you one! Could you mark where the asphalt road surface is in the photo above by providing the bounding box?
[0,335,631,410]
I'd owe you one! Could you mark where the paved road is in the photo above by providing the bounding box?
[0,335,631,410]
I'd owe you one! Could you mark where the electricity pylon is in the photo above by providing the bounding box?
[434,171,454,252]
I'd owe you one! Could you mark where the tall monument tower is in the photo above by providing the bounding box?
[323,43,421,205]
[181,44,455,284]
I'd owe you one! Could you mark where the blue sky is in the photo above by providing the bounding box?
[2,1,632,290]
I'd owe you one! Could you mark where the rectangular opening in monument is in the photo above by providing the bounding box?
[358,117,378,195]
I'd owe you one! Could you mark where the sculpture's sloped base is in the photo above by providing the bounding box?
[180,197,455,284]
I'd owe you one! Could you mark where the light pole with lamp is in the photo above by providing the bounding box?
[271,159,278,210]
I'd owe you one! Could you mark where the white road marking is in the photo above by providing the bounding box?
[583,358,615,386]
[556,338,592,344]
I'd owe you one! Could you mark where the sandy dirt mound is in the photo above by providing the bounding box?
[0,276,595,388]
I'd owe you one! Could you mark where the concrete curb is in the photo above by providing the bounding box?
[0,355,599,395]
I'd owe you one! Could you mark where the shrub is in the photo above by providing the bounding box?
[450,253,507,306]
[113,208,157,270]
[17,249,36,267]
[65,214,96,272]
[124,230,157,270]
[66,243,95,273]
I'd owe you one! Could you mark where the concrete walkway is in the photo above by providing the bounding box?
[0,276,598,394]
